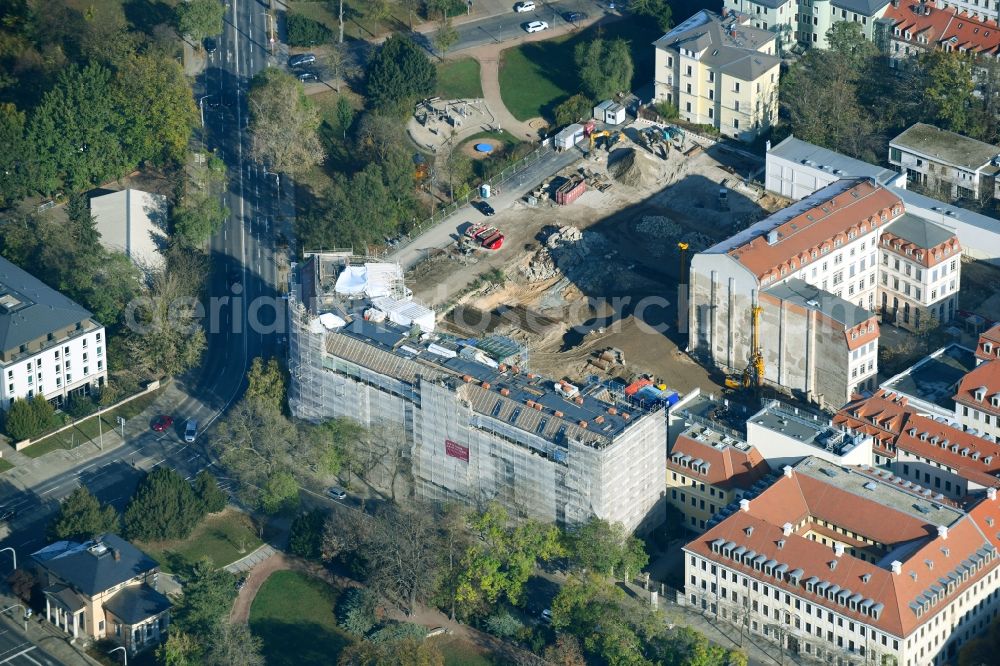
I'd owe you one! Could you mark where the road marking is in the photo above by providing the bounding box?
[0,647,33,663]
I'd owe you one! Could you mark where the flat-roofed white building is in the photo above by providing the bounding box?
[90,189,168,272]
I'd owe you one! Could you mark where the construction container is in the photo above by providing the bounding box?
[555,178,587,205]
[624,378,652,396]
[480,183,492,198]
[554,123,584,150]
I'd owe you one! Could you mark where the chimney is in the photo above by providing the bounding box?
[937,525,949,540]
[113,549,121,562]
[834,543,845,557]
[891,560,902,575]
[783,465,793,478]
[739,498,751,512]
[989,487,998,501]
[782,522,793,537]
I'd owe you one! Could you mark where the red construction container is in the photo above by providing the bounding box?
[556,179,587,205]
[474,226,498,240]
[583,119,597,136]
[624,378,653,396]
[480,232,504,250]
[465,224,486,239]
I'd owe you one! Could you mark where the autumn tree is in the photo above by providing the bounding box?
[248,69,323,175]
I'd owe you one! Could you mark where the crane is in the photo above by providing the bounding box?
[677,242,689,284]
[725,304,764,390]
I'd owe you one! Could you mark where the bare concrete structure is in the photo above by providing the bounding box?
[288,253,667,534]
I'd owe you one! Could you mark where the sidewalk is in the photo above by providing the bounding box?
[0,588,100,666]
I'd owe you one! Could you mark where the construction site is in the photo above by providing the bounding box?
[406,121,790,398]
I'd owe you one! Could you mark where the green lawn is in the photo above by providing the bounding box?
[0,459,13,474]
[22,389,163,459]
[138,509,262,573]
[436,58,483,100]
[498,19,663,122]
[250,570,351,666]
[457,129,523,152]
[437,635,497,666]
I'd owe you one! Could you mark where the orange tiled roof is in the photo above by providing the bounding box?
[834,389,916,456]
[883,2,1000,56]
[954,359,1000,417]
[727,181,903,282]
[976,324,1000,363]
[686,471,1000,637]
[668,433,771,490]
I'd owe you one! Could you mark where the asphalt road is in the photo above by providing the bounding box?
[0,0,280,573]
[0,619,64,666]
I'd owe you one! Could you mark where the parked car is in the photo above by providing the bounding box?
[235,576,248,591]
[541,609,552,623]
[524,20,549,33]
[296,71,319,82]
[563,11,587,21]
[0,507,17,523]
[288,53,316,67]
[514,1,536,11]
[475,200,495,216]
[203,37,217,54]
[151,415,174,432]
[327,487,347,500]
[184,420,198,443]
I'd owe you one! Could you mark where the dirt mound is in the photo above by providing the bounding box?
[609,148,642,187]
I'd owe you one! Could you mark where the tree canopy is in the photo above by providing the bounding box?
[48,487,120,541]
[172,558,238,637]
[575,38,634,101]
[567,518,648,578]
[4,396,57,441]
[365,35,435,115]
[177,0,225,42]
[248,69,323,175]
[123,466,207,541]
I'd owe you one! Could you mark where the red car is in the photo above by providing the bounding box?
[151,415,174,432]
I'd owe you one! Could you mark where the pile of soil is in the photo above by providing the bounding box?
[609,148,642,187]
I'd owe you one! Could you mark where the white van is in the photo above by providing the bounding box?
[184,420,198,443]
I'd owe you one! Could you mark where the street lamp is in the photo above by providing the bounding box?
[199,95,213,128]
[0,604,29,632]
[0,547,16,572]
[108,645,127,665]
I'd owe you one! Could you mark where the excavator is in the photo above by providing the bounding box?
[725,304,764,391]
[589,130,622,154]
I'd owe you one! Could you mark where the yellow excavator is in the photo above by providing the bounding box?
[589,130,622,154]
[725,304,764,390]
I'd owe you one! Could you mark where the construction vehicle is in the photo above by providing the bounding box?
[464,224,504,250]
[589,130,622,154]
[725,304,764,390]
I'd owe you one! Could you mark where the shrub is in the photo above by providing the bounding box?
[654,100,679,120]
[337,588,380,636]
[288,509,325,560]
[5,396,57,441]
[287,14,332,46]
[485,609,524,639]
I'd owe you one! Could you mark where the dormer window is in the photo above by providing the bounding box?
[975,388,987,401]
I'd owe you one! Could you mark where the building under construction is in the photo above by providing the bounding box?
[288,252,666,533]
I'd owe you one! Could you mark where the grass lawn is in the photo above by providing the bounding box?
[22,389,163,459]
[138,509,262,573]
[498,19,663,122]
[456,129,523,152]
[436,635,497,666]
[0,459,13,474]
[436,58,483,100]
[250,570,351,666]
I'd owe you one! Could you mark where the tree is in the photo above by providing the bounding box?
[630,0,672,31]
[575,39,634,101]
[177,0,225,42]
[338,638,444,666]
[4,396,56,441]
[156,630,200,666]
[484,609,524,638]
[920,50,977,135]
[193,470,227,514]
[261,470,299,514]
[366,35,435,115]
[287,14,333,47]
[554,94,593,126]
[0,103,31,203]
[49,487,120,541]
[336,96,356,139]
[289,509,326,560]
[567,518,648,579]
[443,149,473,199]
[244,357,286,412]
[172,558,238,637]
[248,69,323,175]
[337,588,380,636]
[123,467,206,541]
[826,21,877,68]
[114,53,197,166]
[7,569,38,606]
[434,17,459,56]
[543,634,586,666]
[203,621,264,666]
[173,189,229,247]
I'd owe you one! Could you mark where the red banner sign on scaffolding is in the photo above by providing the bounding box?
[445,439,469,462]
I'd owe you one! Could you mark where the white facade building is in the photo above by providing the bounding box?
[953,360,1000,440]
[746,400,874,469]
[0,258,106,410]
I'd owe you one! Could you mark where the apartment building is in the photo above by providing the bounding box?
[766,135,905,201]
[889,123,1000,203]
[746,399,875,468]
[0,257,107,410]
[667,414,771,532]
[653,10,780,142]
[975,324,1000,364]
[939,0,1000,23]
[877,213,962,330]
[689,179,896,408]
[683,457,1000,666]
[878,0,1000,67]
[953,360,1000,439]
[723,0,892,49]
[288,253,667,534]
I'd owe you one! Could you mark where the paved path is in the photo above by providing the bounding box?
[224,543,277,574]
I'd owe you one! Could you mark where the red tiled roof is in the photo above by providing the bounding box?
[668,433,770,490]
[953,359,1000,417]
[884,2,1000,56]
[976,324,1000,363]
[834,390,915,456]
[686,471,1000,637]
[727,181,903,282]
[895,414,1000,488]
